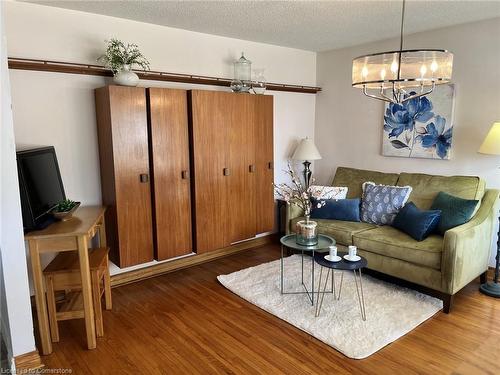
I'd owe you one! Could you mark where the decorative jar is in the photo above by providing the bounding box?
[232,52,252,93]
[295,217,318,246]
[251,68,266,94]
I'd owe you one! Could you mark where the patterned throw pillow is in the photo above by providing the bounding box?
[361,182,412,225]
[309,185,348,200]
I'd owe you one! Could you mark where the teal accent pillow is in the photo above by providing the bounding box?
[392,202,441,241]
[430,192,479,235]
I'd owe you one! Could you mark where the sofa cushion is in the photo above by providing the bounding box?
[396,172,485,210]
[360,182,412,225]
[309,185,348,200]
[310,198,361,222]
[332,167,400,199]
[430,192,479,234]
[291,216,376,246]
[353,226,443,270]
[392,202,441,241]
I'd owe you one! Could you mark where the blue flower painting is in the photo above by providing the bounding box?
[382,84,455,160]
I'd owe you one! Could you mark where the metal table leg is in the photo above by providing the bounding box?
[281,246,332,305]
[281,244,284,294]
[353,269,367,321]
[315,267,331,317]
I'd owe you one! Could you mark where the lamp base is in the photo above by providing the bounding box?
[479,281,500,298]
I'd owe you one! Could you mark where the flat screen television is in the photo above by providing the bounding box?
[17,146,66,232]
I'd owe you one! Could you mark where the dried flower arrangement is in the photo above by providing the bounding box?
[273,162,326,219]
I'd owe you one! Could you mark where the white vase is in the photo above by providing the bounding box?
[113,64,139,87]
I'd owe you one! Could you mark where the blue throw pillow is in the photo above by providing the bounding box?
[360,182,412,225]
[310,198,360,222]
[392,202,441,241]
[430,191,479,234]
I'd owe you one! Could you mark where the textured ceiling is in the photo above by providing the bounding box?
[25,0,500,51]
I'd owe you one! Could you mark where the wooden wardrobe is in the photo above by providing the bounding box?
[95,86,274,267]
[189,90,274,253]
[95,86,155,267]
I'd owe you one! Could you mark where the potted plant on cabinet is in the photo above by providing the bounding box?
[98,38,150,87]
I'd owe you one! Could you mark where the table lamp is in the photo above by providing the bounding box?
[292,137,322,188]
[478,122,500,298]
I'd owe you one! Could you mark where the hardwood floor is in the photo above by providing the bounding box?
[41,244,500,374]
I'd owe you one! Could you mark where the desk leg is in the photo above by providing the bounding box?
[97,218,107,248]
[77,235,96,349]
[28,240,52,355]
[98,216,112,310]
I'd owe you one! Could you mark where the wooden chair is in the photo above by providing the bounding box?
[43,247,112,343]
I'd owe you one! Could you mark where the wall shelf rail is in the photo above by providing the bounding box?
[8,57,321,94]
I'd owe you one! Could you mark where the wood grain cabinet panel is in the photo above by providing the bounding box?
[148,88,193,260]
[227,94,257,243]
[255,95,275,234]
[189,90,230,253]
[95,86,154,267]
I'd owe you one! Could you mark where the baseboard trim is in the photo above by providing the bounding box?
[14,350,44,372]
[110,234,276,287]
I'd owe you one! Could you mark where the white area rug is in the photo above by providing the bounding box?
[217,254,442,359]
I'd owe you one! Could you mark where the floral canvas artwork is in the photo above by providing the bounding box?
[382,84,455,159]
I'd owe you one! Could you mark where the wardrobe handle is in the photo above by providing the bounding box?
[181,170,189,180]
[249,164,255,173]
[139,173,149,183]
[223,168,231,176]
[268,161,274,170]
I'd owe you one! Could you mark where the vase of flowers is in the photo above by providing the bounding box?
[274,163,325,246]
[98,38,150,87]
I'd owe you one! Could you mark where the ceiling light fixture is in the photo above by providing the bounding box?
[352,0,453,104]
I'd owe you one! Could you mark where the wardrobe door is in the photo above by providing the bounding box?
[227,95,257,243]
[148,88,192,260]
[95,86,154,267]
[255,95,275,234]
[189,90,230,253]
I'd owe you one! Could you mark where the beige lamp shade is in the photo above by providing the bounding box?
[292,137,322,161]
[478,122,500,155]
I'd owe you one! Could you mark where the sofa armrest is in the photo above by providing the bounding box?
[284,200,305,234]
[442,189,500,294]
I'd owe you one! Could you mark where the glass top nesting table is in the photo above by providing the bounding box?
[280,234,336,306]
[313,252,368,320]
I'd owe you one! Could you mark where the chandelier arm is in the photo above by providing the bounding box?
[363,86,397,104]
[400,82,436,103]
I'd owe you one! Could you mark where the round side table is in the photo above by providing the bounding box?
[280,234,335,306]
[313,252,368,320]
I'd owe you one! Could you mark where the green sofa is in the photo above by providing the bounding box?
[286,166,500,313]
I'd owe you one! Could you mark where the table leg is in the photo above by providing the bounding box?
[353,269,367,321]
[315,266,323,315]
[77,235,96,349]
[28,240,52,355]
[97,217,107,247]
[301,249,304,285]
[280,244,284,294]
[337,272,344,300]
[311,250,315,306]
[332,270,336,299]
[315,268,331,317]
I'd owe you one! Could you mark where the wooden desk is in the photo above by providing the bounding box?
[25,206,106,355]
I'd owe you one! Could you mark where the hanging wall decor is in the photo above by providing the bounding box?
[382,83,455,160]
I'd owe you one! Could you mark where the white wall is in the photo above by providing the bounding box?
[315,17,500,265]
[4,1,316,276]
[5,1,316,198]
[0,1,37,362]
